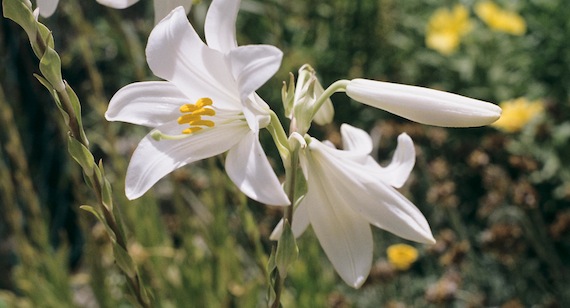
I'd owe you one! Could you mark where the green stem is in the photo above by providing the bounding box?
[267,110,291,162]
[309,79,349,120]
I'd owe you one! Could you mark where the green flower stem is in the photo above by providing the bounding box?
[310,79,349,120]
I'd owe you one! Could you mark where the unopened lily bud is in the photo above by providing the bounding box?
[346,79,501,127]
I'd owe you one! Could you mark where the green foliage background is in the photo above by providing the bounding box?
[1,0,569,306]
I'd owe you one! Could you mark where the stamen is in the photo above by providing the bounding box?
[178,97,216,134]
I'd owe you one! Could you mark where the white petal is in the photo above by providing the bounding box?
[346,79,501,127]
[153,0,192,25]
[228,45,283,104]
[105,81,188,128]
[96,0,139,9]
[146,7,239,110]
[204,0,240,52]
[304,155,373,288]
[37,0,58,17]
[125,121,247,199]
[309,140,435,244]
[269,202,310,240]
[340,124,373,154]
[374,133,415,188]
[225,130,289,206]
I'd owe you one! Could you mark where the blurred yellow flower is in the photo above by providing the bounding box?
[492,98,544,132]
[426,5,472,55]
[387,244,419,271]
[475,1,526,35]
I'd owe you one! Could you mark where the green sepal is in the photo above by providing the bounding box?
[39,46,65,92]
[67,134,94,177]
[112,244,137,279]
[275,219,298,279]
[79,205,117,243]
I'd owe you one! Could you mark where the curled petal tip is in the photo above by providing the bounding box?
[346,79,502,128]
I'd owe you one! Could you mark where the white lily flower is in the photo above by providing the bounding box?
[95,0,192,24]
[105,5,290,206]
[346,78,502,127]
[271,124,434,288]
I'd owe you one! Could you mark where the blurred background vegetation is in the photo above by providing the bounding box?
[1,0,569,306]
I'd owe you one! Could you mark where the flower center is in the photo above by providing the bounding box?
[178,98,216,134]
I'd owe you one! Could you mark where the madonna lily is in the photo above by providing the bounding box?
[105,5,289,206]
[95,0,192,24]
[272,124,434,288]
[346,78,501,127]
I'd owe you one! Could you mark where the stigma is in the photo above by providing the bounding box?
[178,98,216,134]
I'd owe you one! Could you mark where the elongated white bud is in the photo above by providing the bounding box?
[346,79,501,127]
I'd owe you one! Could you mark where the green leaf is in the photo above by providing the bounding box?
[274,220,298,279]
[64,82,89,146]
[97,160,113,212]
[39,47,65,92]
[79,205,116,243]
[67,134,94,176]
[112,244,137,278]
[3,0,37,48]
[34,74,70,125]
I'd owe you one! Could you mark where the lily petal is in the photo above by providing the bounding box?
[304,154,373,288]
[226,130,290,206]
[105,81,188,128]
[310,140,435,244]
[228,45,283,104]
[146,7,239,109]
[95,0,139,9]
[153,0,192,24]
[204,0,240,53]
[37,0,58,17]
[374,133,415,188]
[346,79,501,127]
[340,124,373,155]
[125,121,248,199]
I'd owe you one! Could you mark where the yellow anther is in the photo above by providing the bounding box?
[196,97,213,108]
[192,108,216,116]
[178,97,217,135]
[178,114,201,124]
[182,127,203,134]
[188,120,215,127]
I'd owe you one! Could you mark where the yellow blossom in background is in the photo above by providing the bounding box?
[387,244,419,271]
[475,1,526,35]
[492,98,544,132]
[426,5,472,55]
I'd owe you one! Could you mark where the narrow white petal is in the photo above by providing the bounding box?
[95,0,139,9]
[225,130,289,206]
[309,140,435,244]
[374,133,415,188]
[340,124,373,154]
[105,81,188,128]
[146,7,239,110]
[304,155,373,288]
[346,79,501,127]
[228,45,283,104]
[37,0,58,17]
[153,0,192,24]
[204,0,240,52]
[125,121,247,199]
[269,202,310,240]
